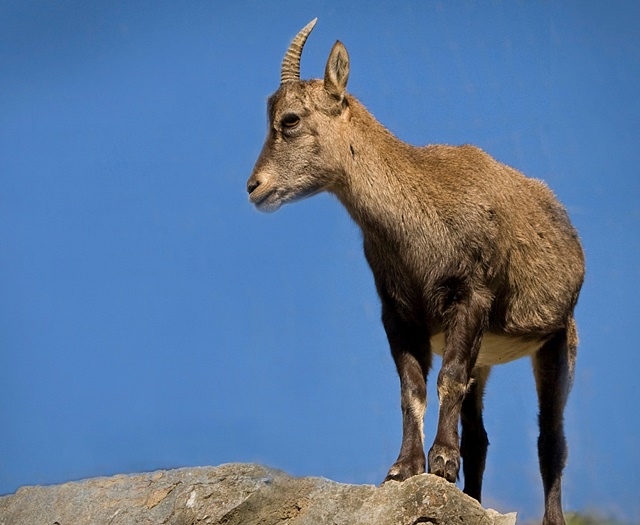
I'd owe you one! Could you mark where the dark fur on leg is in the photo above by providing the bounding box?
[382,303,431,483]
[460,366,491,502]
[533,320,577,525]
[429,286,490,483]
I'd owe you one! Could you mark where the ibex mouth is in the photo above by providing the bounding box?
[248,187,282,213]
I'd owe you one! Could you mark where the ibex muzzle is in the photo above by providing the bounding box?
[246,19,584,525]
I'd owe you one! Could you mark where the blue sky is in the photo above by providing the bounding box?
[1,1,639,522]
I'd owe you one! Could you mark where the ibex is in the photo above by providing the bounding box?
[246,19,584,525]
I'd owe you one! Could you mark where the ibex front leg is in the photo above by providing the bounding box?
[429,289,488,483]
[382,306,431,483]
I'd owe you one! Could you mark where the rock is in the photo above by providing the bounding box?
[0,463,517,524]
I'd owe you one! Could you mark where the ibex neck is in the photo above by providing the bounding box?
[334,98,433,235]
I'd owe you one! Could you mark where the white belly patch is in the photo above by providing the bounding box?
[429,332,547,367]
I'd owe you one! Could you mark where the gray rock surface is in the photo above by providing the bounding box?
[0,463,517,524]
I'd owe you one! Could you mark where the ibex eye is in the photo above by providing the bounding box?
[281,114,300,128]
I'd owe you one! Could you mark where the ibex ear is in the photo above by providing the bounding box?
[324,40,349,101]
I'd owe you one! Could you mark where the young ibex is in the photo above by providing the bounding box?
[246,19,584,525]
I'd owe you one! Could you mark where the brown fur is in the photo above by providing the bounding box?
[247,24,584,525]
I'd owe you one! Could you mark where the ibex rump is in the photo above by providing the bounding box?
[246,19,584,525]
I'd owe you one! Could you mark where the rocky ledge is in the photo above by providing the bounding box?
[0,463,516,524]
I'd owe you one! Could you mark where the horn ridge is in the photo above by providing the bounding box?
[281,18,318,84]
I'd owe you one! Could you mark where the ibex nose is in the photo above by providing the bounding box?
[247,177,260,195]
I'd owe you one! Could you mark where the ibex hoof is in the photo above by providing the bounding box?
[381,454,425,485]
[428,443,460,483]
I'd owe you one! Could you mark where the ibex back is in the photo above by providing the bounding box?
[246,19,584,525]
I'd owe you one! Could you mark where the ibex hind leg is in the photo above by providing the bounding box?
[532,320,577,525]
[460,366,491,503]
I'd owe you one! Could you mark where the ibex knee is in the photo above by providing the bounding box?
[437,371,469,405]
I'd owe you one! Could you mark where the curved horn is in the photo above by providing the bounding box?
[281,18,318,84]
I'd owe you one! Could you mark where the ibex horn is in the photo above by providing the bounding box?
[281,18,318,84]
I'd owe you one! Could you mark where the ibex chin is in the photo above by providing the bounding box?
[246,19,584,525]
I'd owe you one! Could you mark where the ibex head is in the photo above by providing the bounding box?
[247,19,351,212]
